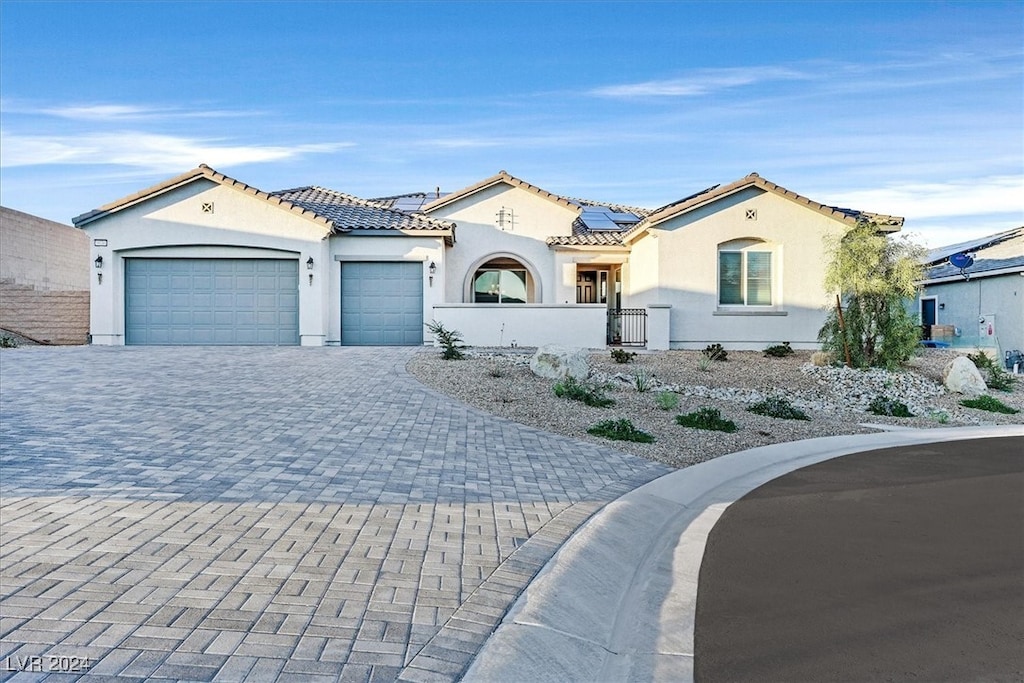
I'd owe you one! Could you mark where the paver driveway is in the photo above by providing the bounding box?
[0,346,669,682]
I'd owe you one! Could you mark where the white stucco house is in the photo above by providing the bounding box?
[72,165,903,349]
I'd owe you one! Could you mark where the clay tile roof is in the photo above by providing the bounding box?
[272,186,455,235]
[422,170,579,213]
[547,217,627,247]
[621,173,904,244]
[73,164,337,230]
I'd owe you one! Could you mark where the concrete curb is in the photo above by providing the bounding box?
[462,425,1024,683]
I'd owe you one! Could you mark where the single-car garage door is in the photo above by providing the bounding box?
[125,258,299,345]
[341,261,423,345]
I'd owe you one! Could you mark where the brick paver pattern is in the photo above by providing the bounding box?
[0,347,669,682]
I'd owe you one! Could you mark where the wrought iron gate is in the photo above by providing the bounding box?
[607,308,647,347]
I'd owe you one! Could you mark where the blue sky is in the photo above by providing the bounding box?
[1,0,1021,247]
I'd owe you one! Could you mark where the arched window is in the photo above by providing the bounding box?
[718,239,774,307]
[472,257,531,303]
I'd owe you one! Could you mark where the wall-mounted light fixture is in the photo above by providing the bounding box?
[307,257,314,285]
[94,255,103,284]
[428,261,436,287]
[939,303,945,310]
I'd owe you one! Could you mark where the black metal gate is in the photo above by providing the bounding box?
[607,308,647,347]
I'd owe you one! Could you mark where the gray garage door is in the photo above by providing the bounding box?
[341,261,423,345]
[125,258,299,345]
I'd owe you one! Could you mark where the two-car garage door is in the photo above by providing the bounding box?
[124,258,424,346]
[125,259,299,345]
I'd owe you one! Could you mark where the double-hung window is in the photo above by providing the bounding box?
[719,249,772,306]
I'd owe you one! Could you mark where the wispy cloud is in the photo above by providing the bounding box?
[0,100,265,121]
[825,176,1024,222]
[0,131,354,170]
[590,66,814,98]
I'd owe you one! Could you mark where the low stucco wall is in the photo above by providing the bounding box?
[432,304,608,348]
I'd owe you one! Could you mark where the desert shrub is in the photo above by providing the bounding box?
[425,320,465,360]
[633,369,654,393]
[702,343,728,362]
[764,342,794,358]
[867,395,914,417]
[967,351,1016,392]
[675,407,738,433]
[0,335,19,348]
[654,391,679,411]
[553,375,615,408]
[960,395,1019,414]
[587,419,655,443]
[610,348,637,364]
[817,222,926,370]
[748,396,810,420]
[487,364,505,378]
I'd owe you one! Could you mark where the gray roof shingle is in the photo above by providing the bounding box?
[272,186,454,235]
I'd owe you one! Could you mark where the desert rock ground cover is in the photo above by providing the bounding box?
[407,348,1024,468]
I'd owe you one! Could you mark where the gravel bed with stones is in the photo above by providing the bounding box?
[407,348,1024,469]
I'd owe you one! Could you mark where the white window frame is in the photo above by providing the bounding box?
[718,248,774,307]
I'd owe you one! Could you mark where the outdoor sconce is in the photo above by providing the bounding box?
[307,256,314,285]
[94,255,103,269]
[428,261,436,286]
[94,255,103,284]
[939,303,945,310]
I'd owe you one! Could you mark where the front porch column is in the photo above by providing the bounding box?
[647,304,671,350]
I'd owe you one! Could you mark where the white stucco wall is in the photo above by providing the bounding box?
[432,304,607,348]
[427,184,578,305]
[329,234,446,345]
[80,179,331,345]
[626,187,848,349]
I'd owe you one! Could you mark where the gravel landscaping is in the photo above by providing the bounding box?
[407,347,1024,468]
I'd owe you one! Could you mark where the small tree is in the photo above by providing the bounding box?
[818,222,925,370]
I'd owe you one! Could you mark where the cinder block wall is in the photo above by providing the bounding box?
[1,206,90,344]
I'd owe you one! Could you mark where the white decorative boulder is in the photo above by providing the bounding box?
[943,356,987,396]
[529,345,591,380]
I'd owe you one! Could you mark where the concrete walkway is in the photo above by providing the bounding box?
[464,425,1023,682]
[0,346,669,682]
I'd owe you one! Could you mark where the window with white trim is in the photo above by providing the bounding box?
[718,244,773,306]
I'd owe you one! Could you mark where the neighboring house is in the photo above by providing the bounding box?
[915,227,1024,357]
[72,165,902,349]
[0,206,90,344]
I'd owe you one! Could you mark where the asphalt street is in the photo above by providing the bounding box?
[694,436,1024,682]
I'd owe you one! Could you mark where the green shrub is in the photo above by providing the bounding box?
[748,396,810,420]
[425,320,465,360]
[587,418,655,443]
[867,395,914,417]
[675,407,738,433]
[960,395,1019,414]
[553,375,615,408]
[764,342,794,358]
[702,343,728,362]
[610,348,637,364]
[633,369,653,393]
[0,335,19,348]
[968,352,1016,391]
[654,391,679,411]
